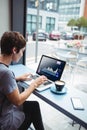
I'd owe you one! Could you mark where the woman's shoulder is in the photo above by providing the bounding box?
[0,63,15,79]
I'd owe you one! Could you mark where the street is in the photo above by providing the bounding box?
[25,36,84,65]
[26,36,62,64]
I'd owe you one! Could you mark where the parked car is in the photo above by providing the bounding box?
[32,30,48,41]
[49,31,61,40]
[61,31,74,40]
[38,29,48,38]
[73,31,85,40]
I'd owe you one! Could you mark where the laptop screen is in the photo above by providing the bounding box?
[36,55,66,81]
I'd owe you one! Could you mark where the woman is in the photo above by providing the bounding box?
[0,31,47,130]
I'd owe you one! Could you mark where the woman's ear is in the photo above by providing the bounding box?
[13,47,17,54]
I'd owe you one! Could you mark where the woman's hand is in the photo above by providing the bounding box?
[30,75,48,89]
[16,73,33,82]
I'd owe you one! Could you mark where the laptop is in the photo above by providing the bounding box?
[25,55,66,91]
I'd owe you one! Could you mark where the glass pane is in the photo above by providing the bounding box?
[32,23,36,32]
[32,15,36,22]
[26,23,31,34]
[46,17,50,23]
[27,15,31,22]
[51,18,55,24]
[25,0,86,68]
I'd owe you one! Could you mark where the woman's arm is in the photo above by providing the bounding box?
[15,73,32,82]
[7,75,47,106]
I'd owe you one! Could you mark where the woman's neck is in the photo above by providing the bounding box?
[0,54,12,66]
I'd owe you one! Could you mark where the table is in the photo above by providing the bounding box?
[55,43,87,61]
[57,41,87,55]
[9,64,87,129]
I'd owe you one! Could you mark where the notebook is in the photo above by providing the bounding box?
[25,55,66,91]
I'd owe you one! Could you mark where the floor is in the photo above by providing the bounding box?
[27,94,86,130]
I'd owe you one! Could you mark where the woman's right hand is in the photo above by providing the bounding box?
[31,75,48,88]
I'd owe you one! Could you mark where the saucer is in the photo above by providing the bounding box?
[50,86,67,95]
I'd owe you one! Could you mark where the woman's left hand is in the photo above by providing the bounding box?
[16,73,33,82]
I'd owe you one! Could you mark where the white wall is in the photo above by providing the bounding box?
[0,0,10,37]
[79,0,85,17]
[27,8,59,31]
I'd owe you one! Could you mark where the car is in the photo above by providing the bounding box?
[38,29,48,38]
[61,31,74,40]
[32,30,48,41]
[73,31,85,40]
[49,31,61,40]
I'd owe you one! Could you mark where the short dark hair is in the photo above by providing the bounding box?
[0,31,26,55]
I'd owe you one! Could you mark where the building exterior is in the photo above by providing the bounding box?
[26,0,87,34]
[84,0,87,18]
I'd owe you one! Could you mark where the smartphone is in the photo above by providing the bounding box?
[71,97,84,110]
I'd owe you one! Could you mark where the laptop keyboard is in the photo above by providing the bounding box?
[43,81,52,86]
[30,75,39,79]
[30,75,52,86]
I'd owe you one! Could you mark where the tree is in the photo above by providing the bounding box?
[67,17,87,39]
[67,19,76,27]
[76,17,87,30]
[67,17,87,30]
[67,19,77,31]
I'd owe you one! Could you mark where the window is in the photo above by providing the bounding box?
[46,0,58,12]
[46,17,55,32]
[25,0,83,65]
[27,0,36,8]
[26,15,42,34]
